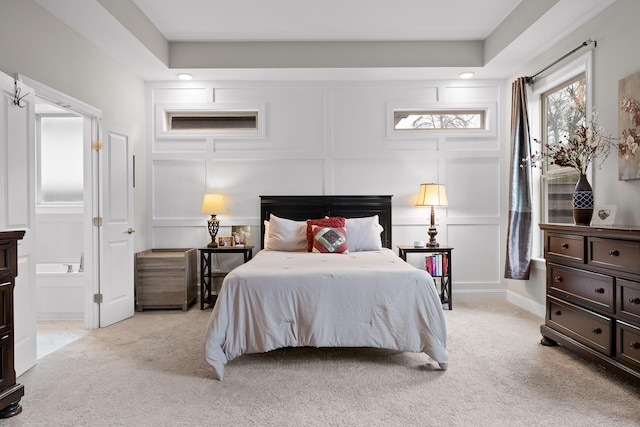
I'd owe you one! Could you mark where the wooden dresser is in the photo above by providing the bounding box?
[0,230,25,418]
[540,224,640,384]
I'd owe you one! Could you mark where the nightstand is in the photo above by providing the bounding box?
[199,246,254,310]
[397,245,453,310]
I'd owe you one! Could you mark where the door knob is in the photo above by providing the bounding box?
[127,228,135,234]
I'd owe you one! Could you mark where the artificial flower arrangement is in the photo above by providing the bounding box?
[522,113,616,174]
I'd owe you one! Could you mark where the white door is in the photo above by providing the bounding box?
[98,122,134,327]
[0,73,37,376]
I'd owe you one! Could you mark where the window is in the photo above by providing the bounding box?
[393,110,485,130]
[38,116,84,204]
[156,104,266,139]
[166,110,258,131]
[540,74,586,224]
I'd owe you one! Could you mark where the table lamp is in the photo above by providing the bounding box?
[415,183,448,247]
[201,194,225,247]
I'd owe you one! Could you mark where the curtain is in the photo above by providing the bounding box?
[504,77,533,280]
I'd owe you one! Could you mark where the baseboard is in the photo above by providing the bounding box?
[506,290,545,318]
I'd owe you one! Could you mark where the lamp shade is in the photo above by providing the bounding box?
[201,194,225,214]
[415,183,448,207]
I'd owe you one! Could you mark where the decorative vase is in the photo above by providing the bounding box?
[572,174,593,225]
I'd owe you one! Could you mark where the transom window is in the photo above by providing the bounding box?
[166,110,258,131]
[393,110,485,130]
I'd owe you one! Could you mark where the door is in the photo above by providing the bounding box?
[98,122,135,327]
[0,72,37,375]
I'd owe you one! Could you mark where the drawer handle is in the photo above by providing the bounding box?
[608,249,620,257]
[554,276,563,283]
[560,243,569,250]
[630,342,640,350]
[629,297,640,305]
[554,310,562,316]
[594,287,605,294]
[0,335,7,340]
[591,328,602,335]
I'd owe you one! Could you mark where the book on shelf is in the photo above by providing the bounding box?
[425,253,448,277]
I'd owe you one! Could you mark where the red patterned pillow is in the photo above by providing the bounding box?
[311,225,349,254]
[306,217,346,251]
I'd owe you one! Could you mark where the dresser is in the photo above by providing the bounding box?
[540,224,640,384]
[0,230,25,418]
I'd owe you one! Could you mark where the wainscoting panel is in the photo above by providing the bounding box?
[446,156,501,218]
[152,159,207,219]
[447,223,502,287]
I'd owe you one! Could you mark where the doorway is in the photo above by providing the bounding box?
[32,96,95,356]
[17,74,135,368]
[19,72,104,333]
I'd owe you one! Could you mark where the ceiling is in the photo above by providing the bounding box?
[35,0,616,81]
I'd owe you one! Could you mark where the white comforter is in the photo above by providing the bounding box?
[204,248,448,380]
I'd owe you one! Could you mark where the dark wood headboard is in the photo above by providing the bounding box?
[260,195,393,249]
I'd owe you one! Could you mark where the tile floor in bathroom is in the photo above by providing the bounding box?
[36,320,88,359]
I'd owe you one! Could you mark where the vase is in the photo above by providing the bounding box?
[572,174,593,225]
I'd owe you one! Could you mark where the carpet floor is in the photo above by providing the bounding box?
[6,299,640,426]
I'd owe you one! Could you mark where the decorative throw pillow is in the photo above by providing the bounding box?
[345,215,383,251]
[266,214,307,251]
[311,225,349,254]
[306,217,346,251]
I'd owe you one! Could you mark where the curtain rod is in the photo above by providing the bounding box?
[526,39,596,84]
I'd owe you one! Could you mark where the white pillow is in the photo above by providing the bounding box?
[266,214,307,251]
[263,220,270,248]
[345,215,384,251]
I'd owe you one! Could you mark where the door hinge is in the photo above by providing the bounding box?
[93,293,103,304]
[92,140,103,151]
[93,216,103,227]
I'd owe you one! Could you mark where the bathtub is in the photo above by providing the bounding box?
[36,263,85,320]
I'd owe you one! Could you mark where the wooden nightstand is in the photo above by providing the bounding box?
[398,245,453,310]
[199,246,254,309]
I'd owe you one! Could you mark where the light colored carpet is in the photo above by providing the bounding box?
[7,300,640,426]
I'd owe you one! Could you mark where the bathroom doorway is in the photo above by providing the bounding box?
[34,98,93,356]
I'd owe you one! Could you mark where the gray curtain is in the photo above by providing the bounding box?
[505,77,533,280]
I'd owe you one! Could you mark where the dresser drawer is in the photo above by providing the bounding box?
[617,321,640,370]
[547,297,613,356]
[546,233,585,263]
[617,279,640,324]
[547,263,614,313]
[589,237,640,274]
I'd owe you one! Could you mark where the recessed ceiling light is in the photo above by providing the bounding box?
[177,73,193,81]
[459,72,475,79]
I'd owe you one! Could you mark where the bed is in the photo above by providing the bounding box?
[203,195,448,380]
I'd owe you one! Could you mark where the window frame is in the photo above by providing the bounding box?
[386,102,497,138]
[155,103,266,139]
[529,52,593,256]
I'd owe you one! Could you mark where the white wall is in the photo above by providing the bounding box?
[505,0,640,314]
[146,80,508,297]
[0,0,147,253]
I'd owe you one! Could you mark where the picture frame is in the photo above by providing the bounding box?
[231,225,251,246]
[591,204,617,226]
[218,236,235,247]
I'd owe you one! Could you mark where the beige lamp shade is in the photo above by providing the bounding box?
[201,194,225,214]
[415,183,448,207]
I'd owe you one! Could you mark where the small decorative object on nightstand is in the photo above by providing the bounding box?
[415,183,448,247]
[201,194,225,248]
[199,246,254,309]
[398,245,453,310]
